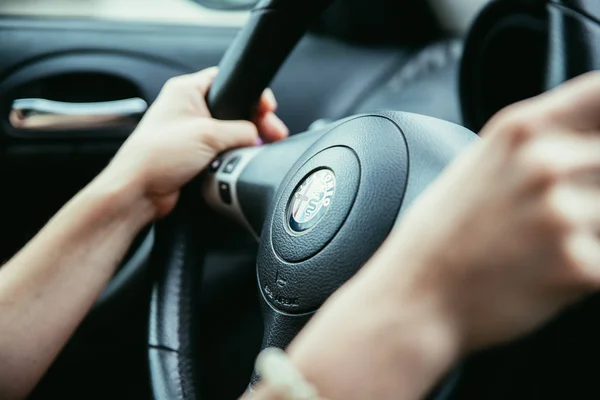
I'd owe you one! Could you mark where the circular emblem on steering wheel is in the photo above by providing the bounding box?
[287,169,336,233]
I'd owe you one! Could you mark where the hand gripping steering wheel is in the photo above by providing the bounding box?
[147,1,478,399]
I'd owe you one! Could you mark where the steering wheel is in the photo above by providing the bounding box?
[147,1,478,399]
[460,0,600,132]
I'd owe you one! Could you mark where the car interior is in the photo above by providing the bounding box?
[1,0,600,399]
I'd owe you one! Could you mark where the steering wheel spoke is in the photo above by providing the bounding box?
[203,126,331,238]
[237,112,477,392]
[152,110,478,400]
[249,303,313,385]
[148,0,483,393]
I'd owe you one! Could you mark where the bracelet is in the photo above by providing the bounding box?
[250,347,326,400]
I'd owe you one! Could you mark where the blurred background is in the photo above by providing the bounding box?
[0,0,491,40]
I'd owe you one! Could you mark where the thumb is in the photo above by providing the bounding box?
[202,119,259,152]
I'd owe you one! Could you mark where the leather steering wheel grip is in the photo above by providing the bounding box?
[545,1,600,88]
[459,0,549,132]
[149,1,336,398]
[148,183,205,400]
[149,1,336,397]
[207,0,335,121]
[460,0,600,132]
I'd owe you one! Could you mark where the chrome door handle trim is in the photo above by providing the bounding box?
[9,97,148,131]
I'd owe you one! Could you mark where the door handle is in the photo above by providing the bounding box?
[9,97,148,131]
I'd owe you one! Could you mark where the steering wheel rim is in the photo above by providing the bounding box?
[146,0,600,398]
[459,0,600,132]
[146,1,482,399]
[148,109,477,400]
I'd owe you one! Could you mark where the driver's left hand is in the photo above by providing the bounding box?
[99,67,289,218]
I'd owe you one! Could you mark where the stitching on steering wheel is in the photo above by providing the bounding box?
[175,231,195,400]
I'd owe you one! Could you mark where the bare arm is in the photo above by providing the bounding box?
[248,71,600,400]
[0,68,288,400]
[0,170,152,399]
[246,259,458,400]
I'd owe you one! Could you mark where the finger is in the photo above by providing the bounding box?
[186,66,220,96]
[255,112,289,143]
[521,133,600,177]
[548,183,600,229]
[563,232,600,287]
[257,88,278,114]
[204,119,259,152]
[536,70,600,131]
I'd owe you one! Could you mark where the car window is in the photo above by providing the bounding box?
[0,0,249,27]
[428,0,491,34]
[194,0,257,10]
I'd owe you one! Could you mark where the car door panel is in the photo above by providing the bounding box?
[0,15,410,268]
[1,53,182,140]
[0,18,235,400]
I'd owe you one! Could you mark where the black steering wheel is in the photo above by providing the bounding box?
[147,0,600,399]
[460,0,600,132]
[147,1,479,399]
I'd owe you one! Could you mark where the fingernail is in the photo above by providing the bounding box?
[265,88,277,109]
[272,115,289,138]
[256,137,264,146]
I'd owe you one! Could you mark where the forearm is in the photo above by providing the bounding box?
[0,171,153,399]
[248,258,460,400]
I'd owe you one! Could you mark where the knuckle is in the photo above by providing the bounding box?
[163,75,187,92]
[542,188,574,234]
[488,103,540,146]
[505,116,539,145]
[520,147,560,188]
[163,77,178,90]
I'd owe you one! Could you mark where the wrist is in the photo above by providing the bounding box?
[365,228,467,355]
[83,166,156,229]
[287,266,461,400]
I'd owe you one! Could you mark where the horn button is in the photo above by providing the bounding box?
[258,116,409,314]
[272,147,360,263]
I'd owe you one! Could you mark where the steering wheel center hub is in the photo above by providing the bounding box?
[258,116,409,315]
[273,147,360,263]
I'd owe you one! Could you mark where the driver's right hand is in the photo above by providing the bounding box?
[286,70,600,400]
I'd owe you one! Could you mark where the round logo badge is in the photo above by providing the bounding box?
[288,169,336,233]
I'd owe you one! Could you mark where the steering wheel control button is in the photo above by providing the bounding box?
[208,158,222,172]
[223,156,241,174]
[218,181,232,204]
[272,147,360,263]
[288,169,336,234]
